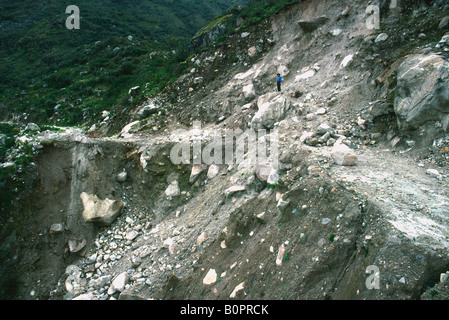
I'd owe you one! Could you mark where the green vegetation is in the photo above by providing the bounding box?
[237,0,301,27]
[0,0,242,127]
[193,14,234,40]
[0,123,29,222]
[192,0,302,48]
[0,0,302,128]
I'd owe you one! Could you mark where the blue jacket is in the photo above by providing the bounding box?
[277,76,283,82]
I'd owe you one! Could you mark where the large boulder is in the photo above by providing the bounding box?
[242,83,256,102]
[298,16,329,33]
[331,141,357,166]
[80,192,124,226]
[251,92,290,129]
[394,54,449,131]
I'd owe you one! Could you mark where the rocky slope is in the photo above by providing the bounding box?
[1,0,449,301]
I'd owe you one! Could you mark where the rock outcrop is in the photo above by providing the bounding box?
[394,54,449,131]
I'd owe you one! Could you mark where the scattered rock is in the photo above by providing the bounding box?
[375,33,389,43]
[441,272,449,283]
[340,54,354,68]
[331,28,343,36]
[26,123,40,131]
[116,171,127,182]
[251,92,290,129]
[207,164,220,179]
[248,46,257,57]
[50,223,64,234]
[426,168,442,180]
[137,103,160,119]
[438,16,449,30]
[316,107,327,115]
[276,195,290,214]
[68,239,87,253]
[111,272,129,293]
[298,16,329,32]
[189,164,207,184]
[125,230,139,241]
[203,269,217,285]
[197,232,209,246]
[165,181,181,197]
[254,163,268,181]
[230,282,245,298]
[80,192,124,227]
[276,244,285,266]
[72,292,96,300]
[128,86,140,95]
[224,185,246,195]
[242,83,256,102]
[331,141,357,166]
[295,69,315,81]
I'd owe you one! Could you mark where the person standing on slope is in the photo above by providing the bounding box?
[276,73,283,92]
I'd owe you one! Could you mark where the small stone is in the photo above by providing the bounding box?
[276,244,285,267]
[203,269,217,285]
[207,165,220,179]
[189,164,207,184]
[318,132,331,144]
[438,16,449,30]
[89,275,112,290]
[163,238,176,255]
[340,54,354,68]
[230,282,245,298]
[26,123,40,131]
[220,241,227,249]
[306,113,316,121]
[255,163,272,181]
[224,185,246,195]
[331,141,357,166]
[165,181,181,197]
[111,272,129,293]
[125,230,139,241]
[305,136,318,146]
[276,196,290,214]
[256,212,266,223]
[426,169,442,180]
[125,217,134,225]
[116,171,127,182]
[197,232,209,246]
[375,33,389,43]
[316,123,332,135]
[68,239,86,253]
[50,223,64,234]
[316,107,326,115]
[248,46,257,57]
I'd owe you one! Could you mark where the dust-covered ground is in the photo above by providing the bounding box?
[1,0,449,301]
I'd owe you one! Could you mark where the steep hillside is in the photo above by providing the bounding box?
[0,0,243,126]
[1,0,449,304]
